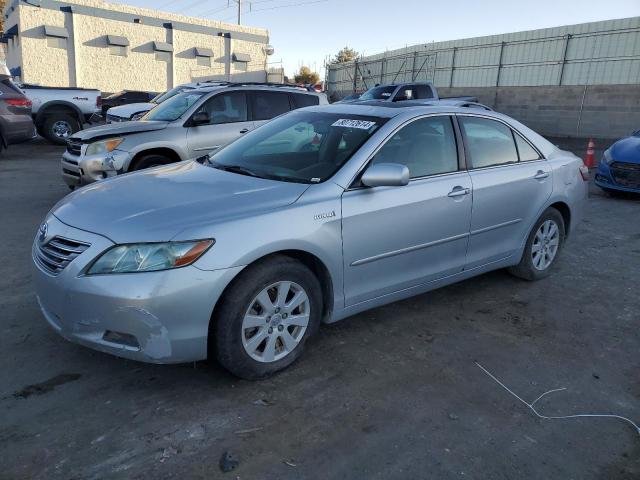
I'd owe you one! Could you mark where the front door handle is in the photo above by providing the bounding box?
[534,170,550,180]
[448,186,471,197]
[239,128,250,134]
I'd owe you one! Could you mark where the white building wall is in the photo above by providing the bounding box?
[3,0,270,92]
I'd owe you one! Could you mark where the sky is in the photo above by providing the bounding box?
[111,0,640,78]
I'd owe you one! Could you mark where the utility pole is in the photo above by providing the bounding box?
[229,0,241,24]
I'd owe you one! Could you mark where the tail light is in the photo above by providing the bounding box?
[5,98,32,108]
[579,164,589,181]
[96,95,102,108]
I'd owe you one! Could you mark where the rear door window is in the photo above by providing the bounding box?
[291,93,320,109]
[251,92,291,121]
[459,117,519,168]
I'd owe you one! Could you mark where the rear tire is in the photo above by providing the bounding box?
[42,114,80,145]
[130,154,172,171]
[213,255,322,380]
[508,207,565,281]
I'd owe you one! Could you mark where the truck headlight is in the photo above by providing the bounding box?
[602,149,613,165]
[86,137,124,156]
[87,240,214,274]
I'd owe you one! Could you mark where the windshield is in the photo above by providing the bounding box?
[141,90,206,122]
[359,85,397,101]
[207,111,386,184]
[151,86,194,105]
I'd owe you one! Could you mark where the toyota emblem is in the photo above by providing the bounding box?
[39,222,48,243]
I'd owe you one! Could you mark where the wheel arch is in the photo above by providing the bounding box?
[548,201,571,237]
[207,249,335,355]
[35,101,83,126]
[128,147,183,171]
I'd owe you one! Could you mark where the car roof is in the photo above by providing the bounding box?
[305,101,499,119]
[185,84,323,95]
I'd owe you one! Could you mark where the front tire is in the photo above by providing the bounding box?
[213,255,322,380]
[508,207,565,281]
[42,114,80,145]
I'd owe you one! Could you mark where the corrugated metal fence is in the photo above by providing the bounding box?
[327,17,640,97]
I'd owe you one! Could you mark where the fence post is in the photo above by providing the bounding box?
[496,41,505,86]
[353,60,358,93]
[411,50,418,81]
[558,34,571,86]
[449,47,456,87]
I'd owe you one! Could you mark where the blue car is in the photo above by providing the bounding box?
[595,130,640,194]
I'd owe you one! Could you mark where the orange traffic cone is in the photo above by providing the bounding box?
[584,138,595,168]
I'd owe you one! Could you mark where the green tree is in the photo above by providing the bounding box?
[294,66,320,85]
[332,46,359,64]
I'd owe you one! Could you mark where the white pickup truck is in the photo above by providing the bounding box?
[20,85,101,144]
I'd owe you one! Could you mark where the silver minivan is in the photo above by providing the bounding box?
[36,102,588,379]
[61,84,328,187]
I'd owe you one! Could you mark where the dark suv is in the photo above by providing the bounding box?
[0,75,36,153]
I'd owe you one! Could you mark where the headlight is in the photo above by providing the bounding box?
[86,137,124,156]
[87,240,214,274]
[602,149,613,165]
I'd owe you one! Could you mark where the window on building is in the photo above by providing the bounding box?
[156,51,171,62]
[47,36,67,49]
[110,45,127,57]
[234,61,248,72]
[197,55,211,67]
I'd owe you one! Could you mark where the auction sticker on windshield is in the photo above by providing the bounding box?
[332,119,377,130]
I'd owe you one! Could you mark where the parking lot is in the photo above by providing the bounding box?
[1,138,639,479]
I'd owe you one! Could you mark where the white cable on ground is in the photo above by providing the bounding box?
[475,362,640,438]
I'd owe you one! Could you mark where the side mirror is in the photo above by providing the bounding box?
[191,111,210,126]
[361,163,410,187]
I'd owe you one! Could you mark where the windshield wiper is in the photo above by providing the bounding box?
[212,162,260,178]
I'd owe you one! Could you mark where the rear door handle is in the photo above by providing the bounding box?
[448,186,470,197]
[239,128,250,134]
[534,170,550,180]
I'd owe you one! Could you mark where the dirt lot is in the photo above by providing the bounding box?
[1,138,638,480]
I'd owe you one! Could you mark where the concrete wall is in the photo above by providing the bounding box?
[436,84,640,139]
[3,0,270,92]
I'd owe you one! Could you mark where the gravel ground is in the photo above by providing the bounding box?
[0,137,638,480]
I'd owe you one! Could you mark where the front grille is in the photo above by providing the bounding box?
[66,140,82,156]
[611,161,640,172]
[610,162,640,189]
[62,168,80,177]
[34,236,91,275]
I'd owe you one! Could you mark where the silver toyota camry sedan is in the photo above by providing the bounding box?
[33,102,588,379]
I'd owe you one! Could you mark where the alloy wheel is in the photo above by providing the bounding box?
[531,219,560,271]
[53,120,72,138]
[241,281,310,363]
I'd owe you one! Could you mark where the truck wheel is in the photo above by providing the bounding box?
[42,114,80,145]
[131,154,172,171]
[213,255,322,380]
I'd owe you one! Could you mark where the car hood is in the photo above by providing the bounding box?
[107,102,154,118]
[71,120,168,142]
[51,161,310,243]
[610,135,640,164]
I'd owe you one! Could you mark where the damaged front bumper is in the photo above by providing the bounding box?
[61,148,132,187]
[32,215,243,363]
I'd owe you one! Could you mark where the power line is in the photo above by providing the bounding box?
[220,0,328,22]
